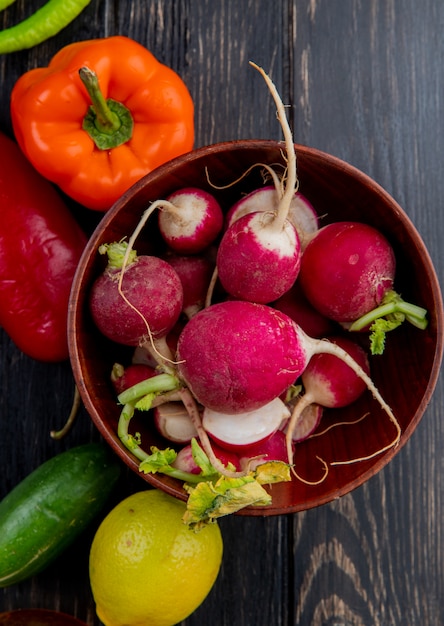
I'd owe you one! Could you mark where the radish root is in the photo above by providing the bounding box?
[250,62,299,231]
[308,336,402,451]
[116,200,182,372]
[205,162,284,195]
[309,412,370,438]
[290,455,329,485]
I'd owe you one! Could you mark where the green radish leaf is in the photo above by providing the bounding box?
[183,475,272,529]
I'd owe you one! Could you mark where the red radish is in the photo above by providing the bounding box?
[226,185,318,250]
[171,445,202,475]
[299,221,396,322]
[282,403,323,443]
[285,336,370,467]
[111,362,157,395]
[216,211,301,303]
[89,242,183,366]
[272,282,336,338]
[215,63,301,303]
[176,300,306,414]
[239,429,289,471]
[158,187,224,254]
[165,254,215,318]
[154,401,198,443]
[176,299,400,458]
[202,397,290,451]
[172,441,242,474]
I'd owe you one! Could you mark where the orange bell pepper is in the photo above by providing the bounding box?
[10,36,194,211]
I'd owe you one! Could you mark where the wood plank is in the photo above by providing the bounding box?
[0,1,442,624]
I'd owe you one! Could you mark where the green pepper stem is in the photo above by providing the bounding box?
[79,67,120,132]
[80,67,134,150]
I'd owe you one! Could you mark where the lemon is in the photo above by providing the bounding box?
[89,489,223,626]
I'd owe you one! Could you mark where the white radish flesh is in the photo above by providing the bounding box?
[202,397,290,451]
[154,402,199,443]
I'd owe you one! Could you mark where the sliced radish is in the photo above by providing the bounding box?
[154,402,198,444]
[281,403,323,443]
[202,397,290,451]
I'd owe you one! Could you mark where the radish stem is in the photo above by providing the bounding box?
[117,404,150,462]
[349,292,428,332]
[117,373,180,405]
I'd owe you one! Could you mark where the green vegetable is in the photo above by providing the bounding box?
[0,443,120,587]
[0,0,91,54]
[139,439,291,529]
[0,0,17,11]
[349,289,428,355]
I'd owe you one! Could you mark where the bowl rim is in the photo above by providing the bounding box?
[68,139,444,515]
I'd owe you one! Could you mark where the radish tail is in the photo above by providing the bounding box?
[285,393,329,485]
[250,62,298,231]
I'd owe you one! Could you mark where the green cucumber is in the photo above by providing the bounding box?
[0,442,120,587]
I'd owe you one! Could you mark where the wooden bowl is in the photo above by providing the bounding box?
[68,140,443,515]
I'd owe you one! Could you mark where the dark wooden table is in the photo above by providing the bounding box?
[1,2,443,625]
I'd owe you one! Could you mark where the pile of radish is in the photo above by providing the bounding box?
[88,63,427,495]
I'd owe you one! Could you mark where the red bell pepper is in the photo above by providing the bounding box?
[0,131,87,362]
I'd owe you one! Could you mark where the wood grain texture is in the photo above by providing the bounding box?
[0,1,443,625]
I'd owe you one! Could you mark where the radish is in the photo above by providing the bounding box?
[154,401,198,443]
[132,321,185,369]
[226,185,319,251]
[111,362,157,394]
[165,254,215,319]
[272,282,336,338]
[239,429,289,471]
[120,187,223,260]
[285,336,370,469]
[89,241,183,367]
[282,403,323,443]
[176,299,401,463]
[202,397,290,451]
[299,221,428,353]
[172,441,242,474]
[299,221,396,322]
[215,63,302,303]
[158,187,224,254]
[176,300,305,414]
